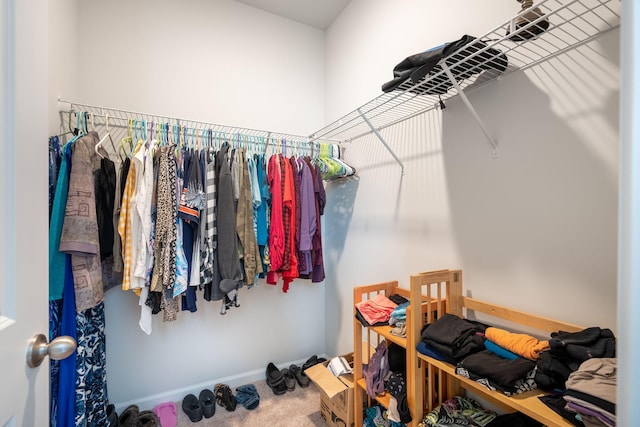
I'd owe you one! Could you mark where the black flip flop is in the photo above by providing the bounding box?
[266,362,287,395]
[289,364,310,387]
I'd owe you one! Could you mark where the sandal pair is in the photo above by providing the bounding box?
[302,355,326,371]
[214,383,237,411]
[235,383,260,410]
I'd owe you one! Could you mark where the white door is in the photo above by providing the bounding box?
[0,0,52,425]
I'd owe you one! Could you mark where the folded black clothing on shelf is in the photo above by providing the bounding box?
[457,350,536,388]
[388,293,409,305]
[354,308,388,328]
[535,326,616,390]
[549,327,616,361]
[486,411,543,427]
[421,313,487,361]
[538,394,586,427]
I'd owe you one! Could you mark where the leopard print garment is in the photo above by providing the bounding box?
[150,145,178,293]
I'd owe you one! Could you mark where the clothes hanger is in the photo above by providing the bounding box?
[62,111,87,156]
[95,113,121,161]
[120,118,134,159]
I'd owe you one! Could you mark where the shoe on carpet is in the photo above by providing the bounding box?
[199,388,216,418]
[181,393,203,422]
[289,364,310,388]
[153,402,178,427]
[214,383,237,412]
[106,403,119,426]
[266,362,287,395]
[235,384,260,410]
[134,410,160,427]
[281,368,296,391]
[118,404,140,427]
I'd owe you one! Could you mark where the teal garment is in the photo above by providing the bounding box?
[484,339,520,361]
[49,148,72,300]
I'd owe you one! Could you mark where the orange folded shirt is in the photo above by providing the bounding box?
[484,327,550,360]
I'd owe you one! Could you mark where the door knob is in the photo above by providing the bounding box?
[26,333,76,368]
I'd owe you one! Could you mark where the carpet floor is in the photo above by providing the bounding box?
[173,379,325,427]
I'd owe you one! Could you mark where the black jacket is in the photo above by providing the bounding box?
[382,34,508,95]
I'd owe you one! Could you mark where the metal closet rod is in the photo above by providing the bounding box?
[57,98,319,146]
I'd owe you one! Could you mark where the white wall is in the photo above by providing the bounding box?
[48,0,80,135]
[76,0,325,135]
[64,0,327,409]
[324,0,619,356]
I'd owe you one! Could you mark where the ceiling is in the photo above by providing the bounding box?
[234,0,351,30]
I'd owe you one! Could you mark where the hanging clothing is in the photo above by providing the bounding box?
[50,142,73,301]
[267,154,285,279]
[118,143,140,291]
[236,148,262,286]
[200,147,216,285]
[280,155,292,273]
[255,154,271,277]
[179,149,204,312]
[150,145,178,293]
[310,160,326,283]
[57,256,78,427]
[281,157,299,292]
[210,144,243,302]
[112,158,129,278]
[298,159,316,276]
[95,156,118,292]
[60,131,104,311]
[131,139,155,290]
[49,140,75,427]
[74,302,109,427]
[49,135,62,221]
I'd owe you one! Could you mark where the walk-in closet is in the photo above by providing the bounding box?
[1,0,638,425]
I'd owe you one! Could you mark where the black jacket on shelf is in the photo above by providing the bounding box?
[381,34,508,96]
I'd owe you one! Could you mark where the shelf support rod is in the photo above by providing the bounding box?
[441,63,499,158]
[357,108,405,175]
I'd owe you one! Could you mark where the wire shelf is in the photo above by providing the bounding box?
[309,0,621,143]
[58,99,313,145]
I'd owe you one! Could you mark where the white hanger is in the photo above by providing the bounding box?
[95,113,121,161]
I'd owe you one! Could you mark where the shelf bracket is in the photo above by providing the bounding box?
[358,108,405,175]
[441,63,499,158]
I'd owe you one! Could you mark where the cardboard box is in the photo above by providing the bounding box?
[305,352,355,427]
